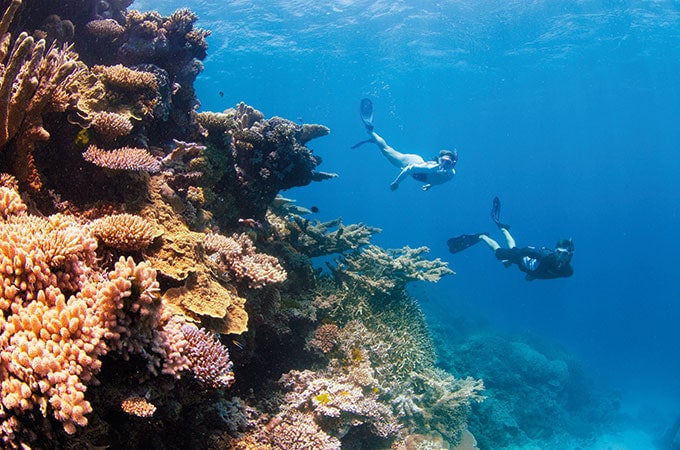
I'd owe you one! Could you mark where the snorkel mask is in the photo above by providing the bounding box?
[554,238,574,266]
[438,149,458,168]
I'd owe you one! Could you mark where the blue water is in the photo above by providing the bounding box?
[141,0,680,444]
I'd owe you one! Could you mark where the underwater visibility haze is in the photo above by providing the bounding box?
[1,0,679,448]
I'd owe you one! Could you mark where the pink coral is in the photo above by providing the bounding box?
[91,213,158,252]
[83,144,162,173]
[203,232,287,288]
[180,324,234,388]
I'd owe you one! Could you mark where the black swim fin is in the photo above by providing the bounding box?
[351,138,373,149]
[447,234,483,254]
[491,196,510,230]
[360,98,374,130]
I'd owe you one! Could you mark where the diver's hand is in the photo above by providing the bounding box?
[422,184,432,191]
[390,182,399,191]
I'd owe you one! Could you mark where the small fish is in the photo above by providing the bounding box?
[231,339,244,350]
[238,218,261,229]
[297,117,303,123]
[219,90,224,97]
[310,206,319,213]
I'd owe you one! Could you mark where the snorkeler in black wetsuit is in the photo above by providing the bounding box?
[447,197,574,281]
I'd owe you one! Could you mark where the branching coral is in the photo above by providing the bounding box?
[0,1,80,190]
[179,323,234,388]
[83,144,162,173]
[92,64,159,92]
[286,215,382,257]
[335,245,454,293]
[91,213,159,252]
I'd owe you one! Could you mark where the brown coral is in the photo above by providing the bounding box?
[0,18,80,190]
[92,64,159,92]
[83,144,162,173]
[85,19,125,41]
[89,111,134,141]
[306,323,339,354]
[91,213,158,252]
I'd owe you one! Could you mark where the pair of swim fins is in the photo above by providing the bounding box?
[447,197,510,254]
[351,98,375,149]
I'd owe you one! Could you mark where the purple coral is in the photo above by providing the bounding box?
[181,324,235,389]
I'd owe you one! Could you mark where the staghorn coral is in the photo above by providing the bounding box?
[83,144,162,173]
[91,213,159,252]
[202,232,287,289]
[89,110,134,141]
[287,215,382,257]
[336,245,454,293]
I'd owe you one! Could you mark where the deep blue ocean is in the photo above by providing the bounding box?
[139,0,680,446]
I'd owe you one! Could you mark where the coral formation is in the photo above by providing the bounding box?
[91,213,159,252]
[287,215,382,257]
[83,144,162,173]
[121,396,157,418]
[89,111,134,142]
[0,1,485,449]
[0,1,80,191]
[335,245,455,293]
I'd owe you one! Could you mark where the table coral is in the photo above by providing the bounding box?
[337,245,455,293]
[83,144,162,173]
[287,215,382,257]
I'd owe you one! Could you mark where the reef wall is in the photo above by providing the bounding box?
[0,1,483,448]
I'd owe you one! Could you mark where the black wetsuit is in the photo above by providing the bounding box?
[495,247,574,281]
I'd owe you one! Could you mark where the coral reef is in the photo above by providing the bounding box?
[431,323,619,450]
[0,1,80,191]
[286,215,382,257]
[82,144,162,173]
[334,245,455,293]
[0,1,486,449]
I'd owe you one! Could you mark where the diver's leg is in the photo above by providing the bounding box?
[481,234,513,267]
[370,131,425,168]
[501,228,516,248]
[479,234,501,252]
